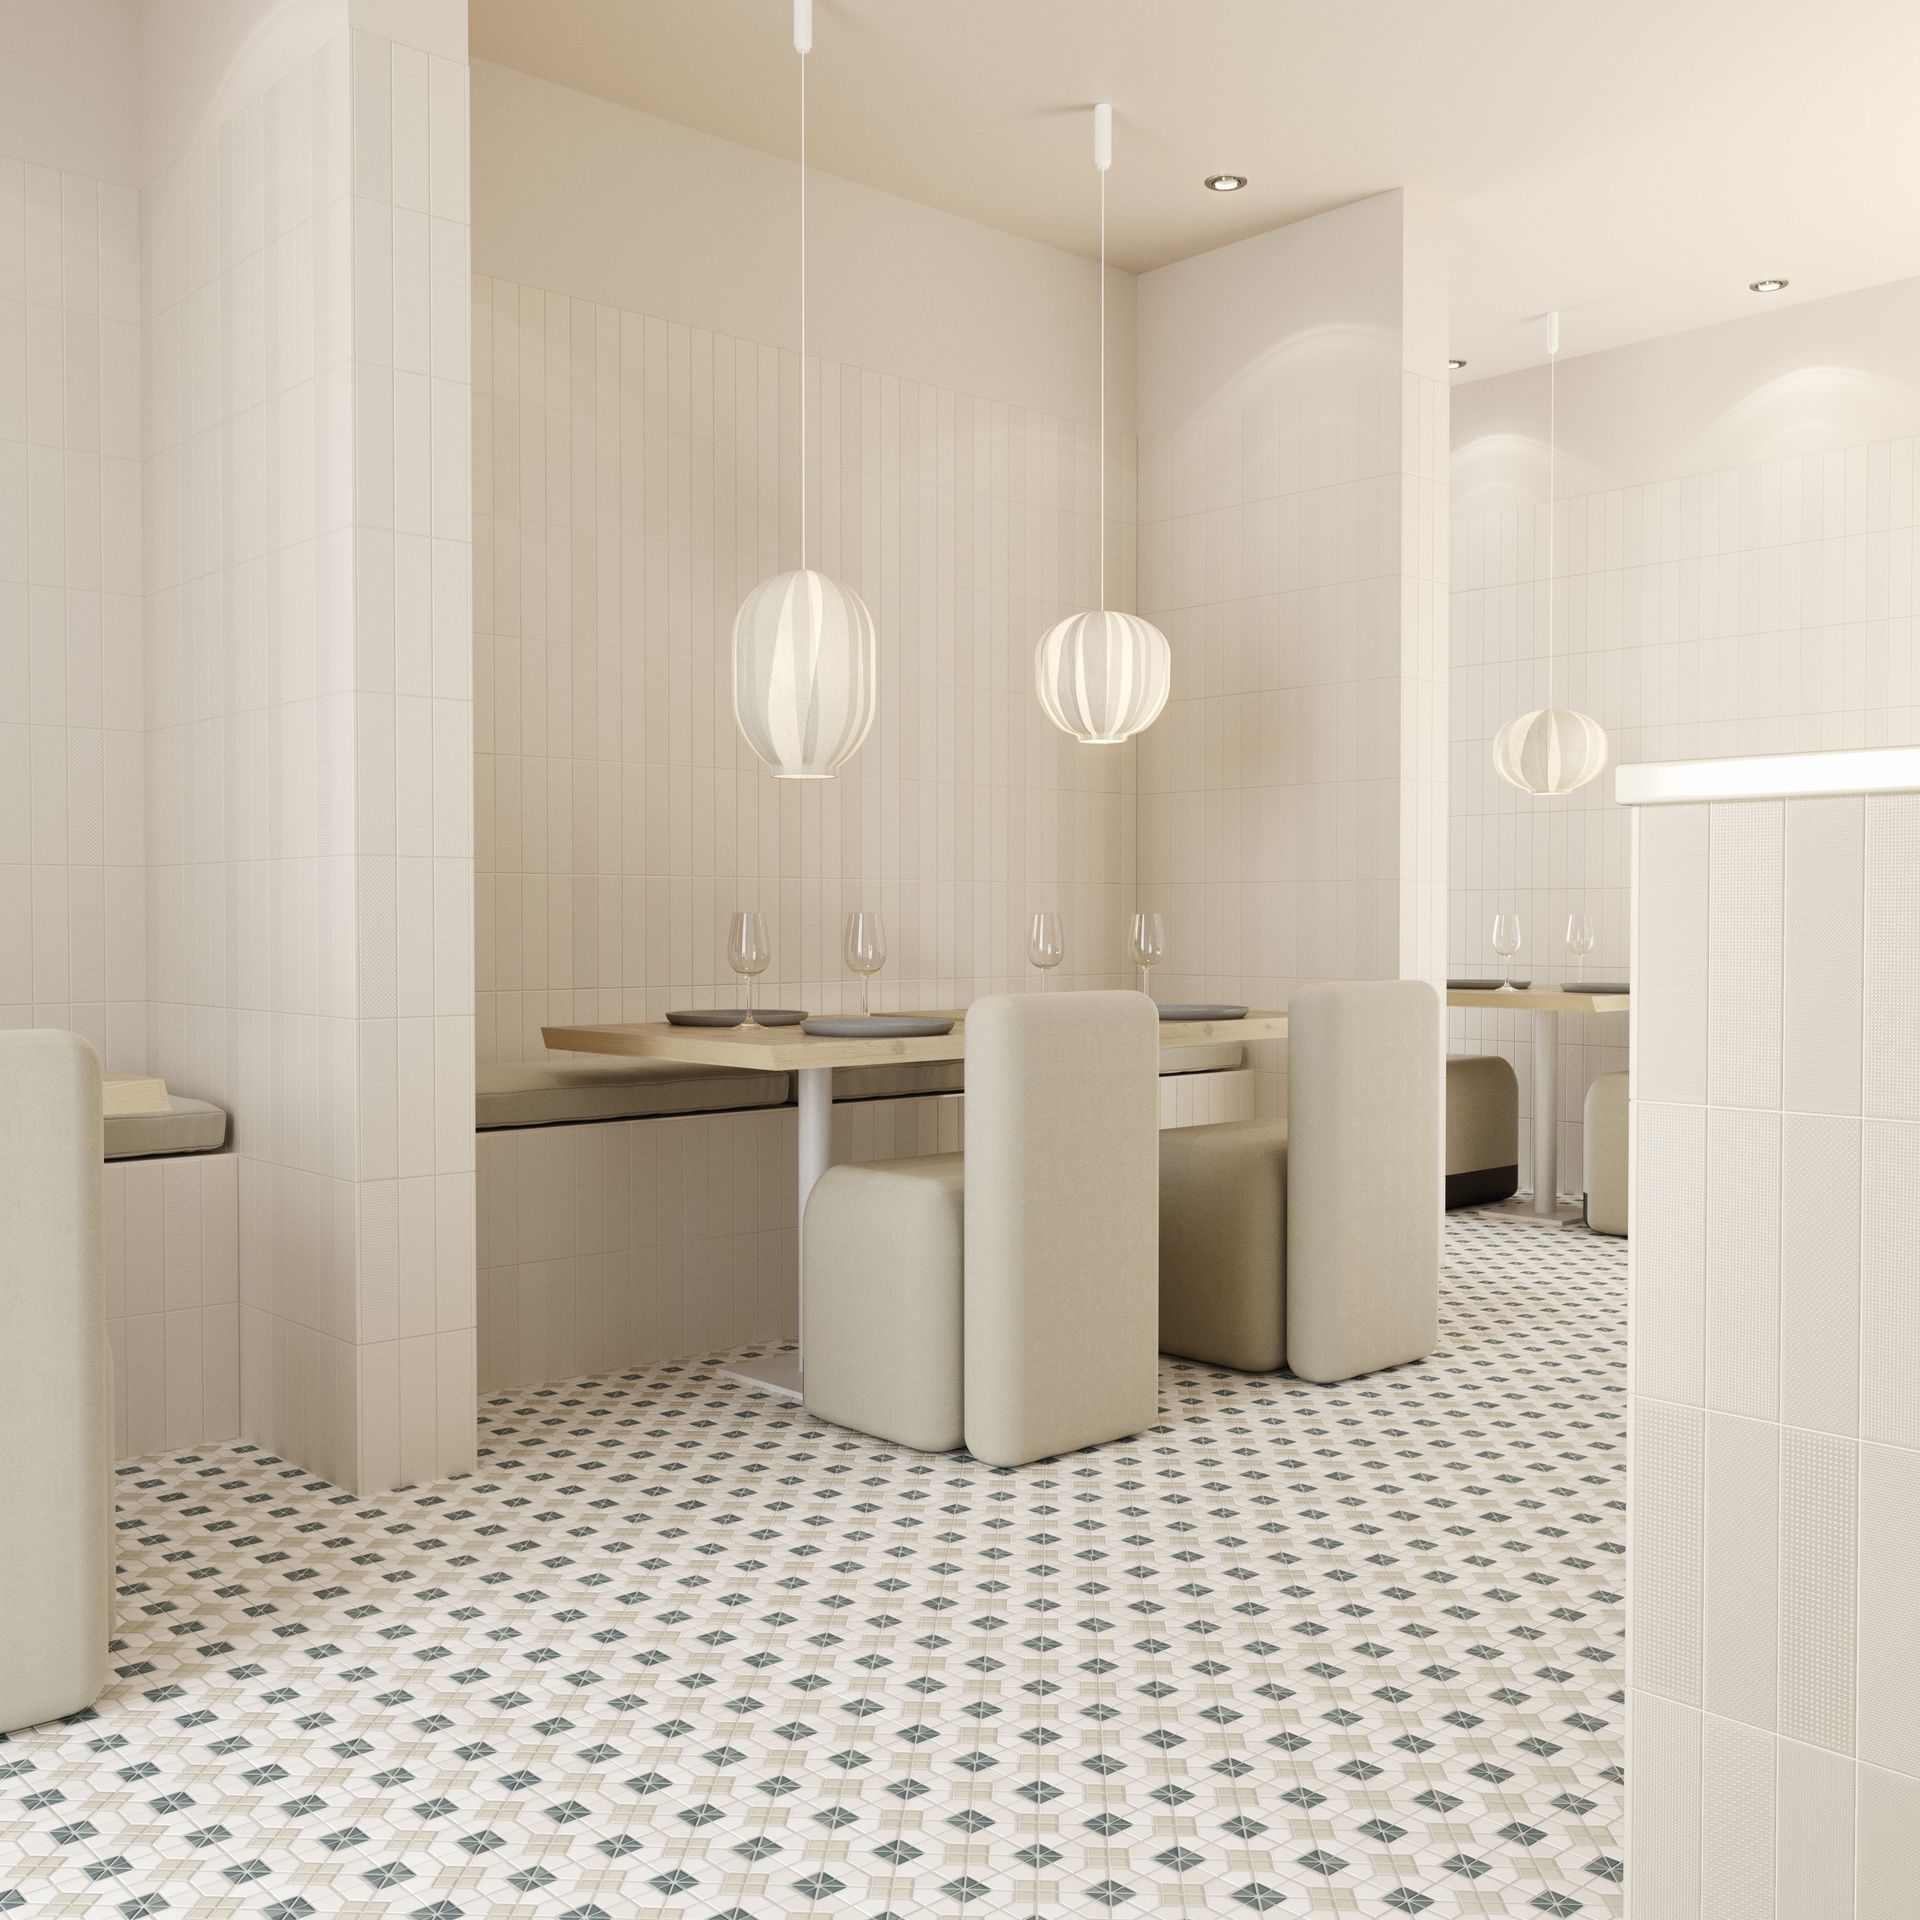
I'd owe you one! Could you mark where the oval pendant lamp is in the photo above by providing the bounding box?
[1492,311,1608,795]
[731,0,877,780]
[1035,104,1171,746]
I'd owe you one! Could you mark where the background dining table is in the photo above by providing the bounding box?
[543,1007,1289,1396]
[1446,987,1630,1222]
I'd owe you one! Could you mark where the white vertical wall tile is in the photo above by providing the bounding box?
[1705,1107,1780,1420]
[1777,1114,1861,1438]
[1629,1688,1702,1920]
[1856,1763,1920,1920]
[1862,794,1920,1120]
[1707,801,1784,1109]
[1782,796,1863,1116]
[1701,1712,1777,1920]
[1632,1395,1704,1707]
[1776,1425,1857,1753]
[1702,1411,1779,1733]
[1855,1442,1920,1779]
[1633,1100,1707,1406]
[1859,1119,1920,1452]
[1773,1738,1853,1920]
[1635,805,1711,1106]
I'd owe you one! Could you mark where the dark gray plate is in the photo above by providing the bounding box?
[666,1008,808,1027]
[801,1015,955,1039]
[1566,981,1629,995]
[1449,979,1531,991]
[1158,1003,1249,1021]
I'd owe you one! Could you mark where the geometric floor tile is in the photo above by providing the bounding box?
[0,1213,1624,1917]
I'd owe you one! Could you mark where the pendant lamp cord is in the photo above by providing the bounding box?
[798,38,808,572]
[1098,161,1106,611]
[1546,314,1557,710]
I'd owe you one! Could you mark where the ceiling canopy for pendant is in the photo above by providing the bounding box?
[1492,310,1608,796]
[1034,103,1171,748]
[730,0,877,781]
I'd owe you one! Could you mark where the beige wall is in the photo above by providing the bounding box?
[471,67,1141,1046]
[1451,275,1920,1193]
[1134,190,1450,1109]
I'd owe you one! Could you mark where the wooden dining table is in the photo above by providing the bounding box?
[1446,987,1630,1222]
[543,1006,1288,1397]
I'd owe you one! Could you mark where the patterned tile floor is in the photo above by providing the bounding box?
[0,1213,1624,1918]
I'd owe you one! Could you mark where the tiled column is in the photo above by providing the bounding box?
[142,0,473,1493]
[1622,747,1920,1916]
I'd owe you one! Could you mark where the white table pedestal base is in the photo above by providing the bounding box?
[718,1064,832,1403]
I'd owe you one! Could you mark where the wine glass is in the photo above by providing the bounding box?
[1128,911,1166,998]
[1565,912,1595,984]
[727,910,771,1026]
[1491,913,1523,990]
[1027,911,1065,989]
[843,911,887,1014]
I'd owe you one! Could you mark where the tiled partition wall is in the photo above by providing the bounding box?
[1450,304,1920,1192]
[142,2,476,1493]
[1625,765,1920,1916]
[0,150,146,1068]
[1135,190,1451,1113]
[471,275,1136,1060]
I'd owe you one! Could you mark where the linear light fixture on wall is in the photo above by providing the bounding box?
[731,0,878,779]
[1034,104,1172,747]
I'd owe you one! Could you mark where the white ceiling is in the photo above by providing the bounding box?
[471,0,1920,381]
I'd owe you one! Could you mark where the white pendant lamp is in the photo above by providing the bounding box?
[1492,311,1608,795]
[1489,314,1612,794]
[1035,104,1171,746]
[731,0,877,780]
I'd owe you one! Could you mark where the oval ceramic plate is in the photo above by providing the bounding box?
[1449,979,1531,991]
[1566,981,1629,995]
[1157,1003,1249,1021]
[801,1015,955,1039]
[666,1008,808,1027]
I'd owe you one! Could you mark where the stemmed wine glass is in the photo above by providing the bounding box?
[1565,912,1595,984]
[1027,911,1065,989]
[1491,913,1523,990]
[727,910,771,1026]
[843,911,887,1014]
[1128,911,1166,998]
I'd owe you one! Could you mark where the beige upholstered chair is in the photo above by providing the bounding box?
[1,1031,114,1732]
[1445,1053,1519,1208]
[803,991,1161,1466]
[1583,1071,1629,1236]
[1160,979,1441,1384]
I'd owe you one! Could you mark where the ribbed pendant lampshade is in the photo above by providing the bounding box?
[731,0,878,781]
[732,567,877,779]
[1491,706,1609,796]
[1035,609,1171,745]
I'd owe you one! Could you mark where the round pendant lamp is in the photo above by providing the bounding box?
[1491,311,1608,795]
[1035,104,1171,747]
[731,0,877,780]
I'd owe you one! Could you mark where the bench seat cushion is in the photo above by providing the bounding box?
[104,1095,229,1161]
[477,1058,790,1129]
[827,1039,1243,1103]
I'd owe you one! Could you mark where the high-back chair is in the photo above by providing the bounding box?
[1,1030,114,1732]
[803,991,1161,1466]
[1159,979,1440,1383]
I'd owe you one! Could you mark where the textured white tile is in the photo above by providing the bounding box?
[1633,1100,1708,1406]
[1857,1761,1920,1920]
[1705,1106,1780,1421]
[1702,1412,1779,1733]
[1856,1441,1920,1778]
[1701,1712,1777,1920]
[1774,1737,1854,1920]
[1860,1119,1920,1451]
[1629,1688,1702,1920]
[1707,800,1784,1109]
[1776,1426,1857,1753]
[1863,793,1920,1120]
[1778,1114,1860,1438]
[1782,795,1863,1115]
[1635,805,1711,1106]
[1631,1395,1704,1706]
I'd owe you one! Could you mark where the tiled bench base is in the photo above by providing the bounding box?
[103,1152,240,1458]
[478,1070,1258,1394]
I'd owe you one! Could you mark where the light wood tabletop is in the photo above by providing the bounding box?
[1446,988,1629,1014]
[542,1009,1288,1072]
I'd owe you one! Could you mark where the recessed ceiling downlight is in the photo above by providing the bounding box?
[1749,277,1788,292]
[1204,173,1247,192]
[1448,357,1467,371]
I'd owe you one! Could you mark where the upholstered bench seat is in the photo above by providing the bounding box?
[477,1059,791,1130]
[1584,1071,1629,1236]
[1445,1053,1519,1208]
[104,1095,229,1161]
[828,1039,1242,1102]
